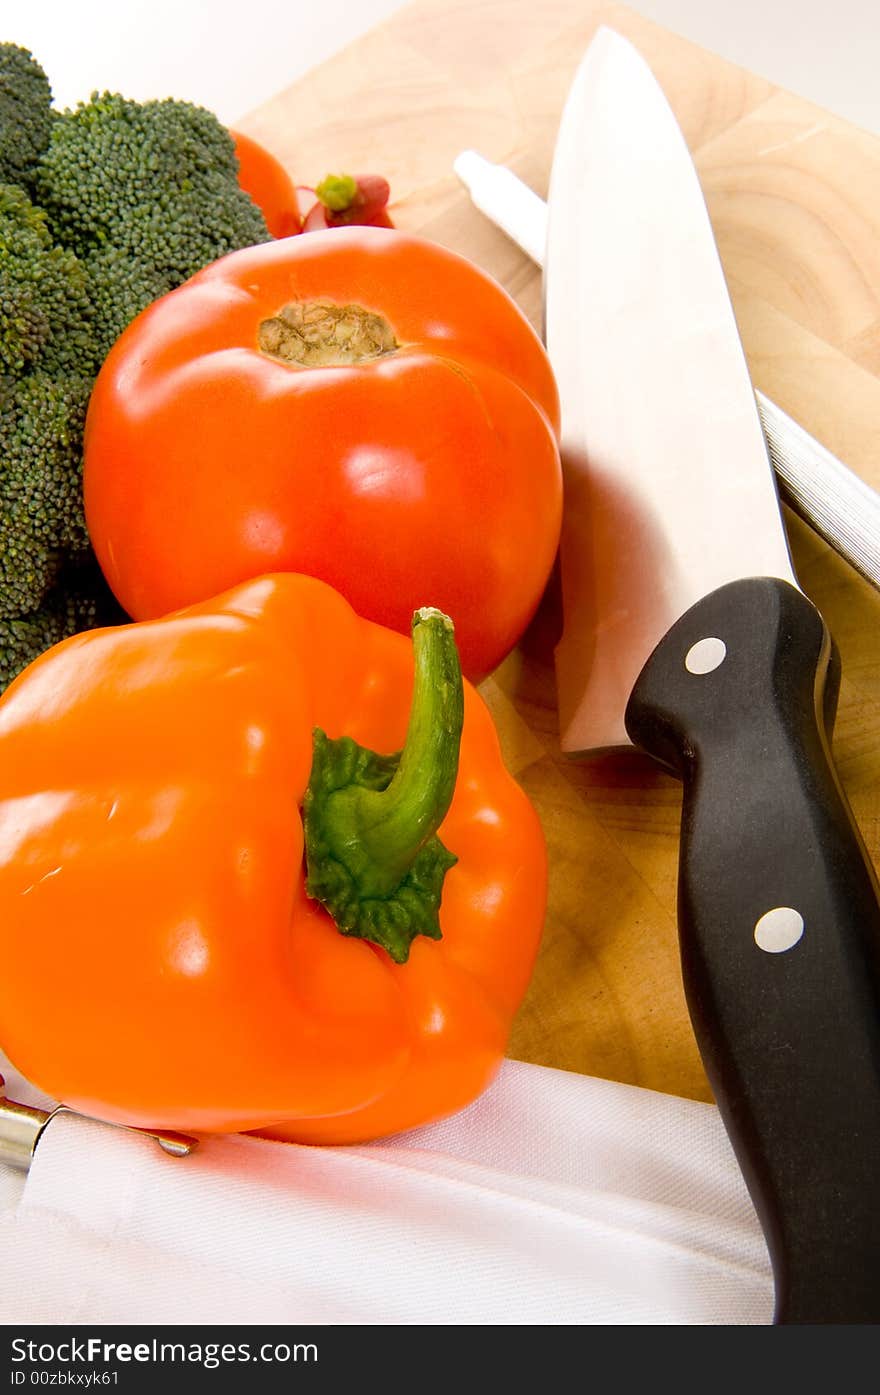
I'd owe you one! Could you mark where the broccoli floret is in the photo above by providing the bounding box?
[0,372,92,619]
[1,181,97,635]
[1,66,272,692]
[0,43,53,187]
[35,91,270,284]
[0,182,95,377]
[0,553,126,692]
[1,181,97,639]
[82,243,178,364]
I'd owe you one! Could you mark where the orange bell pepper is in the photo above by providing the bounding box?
[0,573,546,1144]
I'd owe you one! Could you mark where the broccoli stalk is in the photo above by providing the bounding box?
[0,43,272,691]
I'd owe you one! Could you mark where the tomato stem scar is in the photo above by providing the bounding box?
[258,299,398,367]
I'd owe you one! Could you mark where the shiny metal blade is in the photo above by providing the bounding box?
[453,152,880,596]
[546,28,798,753]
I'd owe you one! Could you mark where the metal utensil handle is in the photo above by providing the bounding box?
[0,1074,197,1170]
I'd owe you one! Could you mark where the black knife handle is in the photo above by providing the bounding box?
[625,575,880,1325]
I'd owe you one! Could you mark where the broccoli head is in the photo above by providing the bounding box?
[0,43,53,187]
[34,91,271,296]
[1,179,98,640]
[1,55,273,692]
[80,243,178,366]
[0,181,95,377]
[0,371,93,620]
[0,553,127,693]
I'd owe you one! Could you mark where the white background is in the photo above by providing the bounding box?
[3,0,880,134]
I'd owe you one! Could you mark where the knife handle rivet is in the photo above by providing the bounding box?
[754,906,805,954]
[684,637,727,675]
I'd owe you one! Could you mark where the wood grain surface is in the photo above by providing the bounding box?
[238,0,880,1103]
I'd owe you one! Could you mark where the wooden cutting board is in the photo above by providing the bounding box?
[238,0,880,1104]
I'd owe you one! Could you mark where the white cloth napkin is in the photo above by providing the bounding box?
[0,1055,774,1326]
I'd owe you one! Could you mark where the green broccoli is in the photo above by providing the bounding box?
[81,244,178,368]
[0,554,125,693]
[0,43,53,186]
[0,372,92,618]
[0,181,98,668]
[0,43,272,691]
[34,90,271,360]
[0,182,95,377]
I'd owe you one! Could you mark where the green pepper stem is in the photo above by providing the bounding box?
[303,607,463,961]
[345,607,462,896]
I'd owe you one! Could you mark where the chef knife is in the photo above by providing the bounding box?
[544,27,880,1324]
[452,154,880,597]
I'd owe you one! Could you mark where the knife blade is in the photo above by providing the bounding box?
[452,152,880,599]
[544,27,880,1325]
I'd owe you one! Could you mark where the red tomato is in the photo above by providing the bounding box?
[230,129,301,238]
[82,227,562,682]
